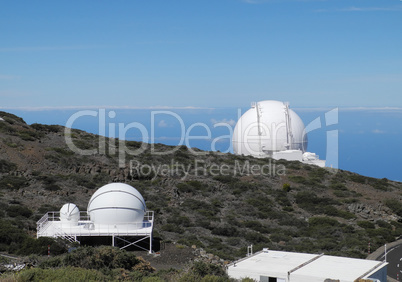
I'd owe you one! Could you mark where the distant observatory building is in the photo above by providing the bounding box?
[233,100,325,167]
[37,183,154,253]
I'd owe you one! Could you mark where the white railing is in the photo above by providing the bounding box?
[37,211,89,237]
[144,211,154,222]
[37,210,154,239]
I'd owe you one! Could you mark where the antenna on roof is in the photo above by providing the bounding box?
[284,102,293,150]
[247,245,253,257]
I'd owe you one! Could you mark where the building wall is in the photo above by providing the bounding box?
[367,265,387,282]
[227,268,289,282]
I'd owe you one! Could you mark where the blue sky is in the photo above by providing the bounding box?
[1,0,401,109]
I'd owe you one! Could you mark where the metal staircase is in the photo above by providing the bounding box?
[52,225,79,244]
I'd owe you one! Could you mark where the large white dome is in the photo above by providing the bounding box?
[233,100,307,157]
[87,183,146,225]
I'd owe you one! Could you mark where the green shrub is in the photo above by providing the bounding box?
[295,191,339,215]
[0,112,25,123]
[226,237,241,246]
[213,175,238,184]
[335,210,356,219]
[0,121,17,134]
[244,231,270,244]
[43,246,141,271]
[243,220,271,233]
[349,174,366,184]
[167,215,192,227]
[275,190,292,207]
[333,190,350,198]
[0,175,29,190]
[190,261,226,277]
[36,175,63,191]
[365,227,396,243]
[49,147,74,156]
[183,199,219,218]
[231,181,258,195]
[72,174,97,189]
[288,175,309,185]
[308,167,329,178]
[177,234,204,248]
[357,221,375,229]
[211,225,239,237]
[8,267,107,281]
[385,199,402,217]
[19,130,43,141]
[31,123,61,133]
[0,159,17,173]
[270,233,291,243]
[0,219,27,247]
[18,237,68,256]
[376,220,392,230]
[330,182,348,191]
[6,205,33,218]
[161,223,184,233]
[308,216,339,227]
[246,196,273,216]
[278,215,308,228]
[282,183,291,192]
[367,178,390,191]
[177,180,207,193]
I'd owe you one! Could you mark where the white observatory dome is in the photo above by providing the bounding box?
[60,203,80,226]
[87,183,146,225]
[233,100,307,157]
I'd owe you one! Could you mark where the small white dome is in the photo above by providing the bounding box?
[60,203,80,226]
[233,100,307,157]
[87,183,146,225]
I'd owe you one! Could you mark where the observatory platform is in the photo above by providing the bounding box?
[37,183,154,253]
[37,211,154,252]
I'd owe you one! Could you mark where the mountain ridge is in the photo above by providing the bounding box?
[0,110,401,262]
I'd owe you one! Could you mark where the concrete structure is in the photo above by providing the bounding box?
[232,100,325,167]
[227,249,387,282]
[37,183,154,253]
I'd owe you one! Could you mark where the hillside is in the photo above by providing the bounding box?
[0,110,401,264]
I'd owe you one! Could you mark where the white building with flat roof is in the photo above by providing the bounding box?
[227,249,387,282]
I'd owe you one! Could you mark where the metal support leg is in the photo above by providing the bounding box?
[149,231,152,254]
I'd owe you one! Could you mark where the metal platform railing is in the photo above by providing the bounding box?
[37,211,154,238]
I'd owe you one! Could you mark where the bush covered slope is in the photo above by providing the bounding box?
[0,111,401,262]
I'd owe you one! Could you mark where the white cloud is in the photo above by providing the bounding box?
[211,118,236,126]
[243,0,327,3]
[339,107,402,113]
[0,45,114,52]
[158,120,169,128]
[0,74,20,80]
[340,6,402,12]
[241,0,267,3]
[316,5,402,12]
[0,105,214,111]
[372,129,386,134]
[0,90,30,98]
[295,107,402,112]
